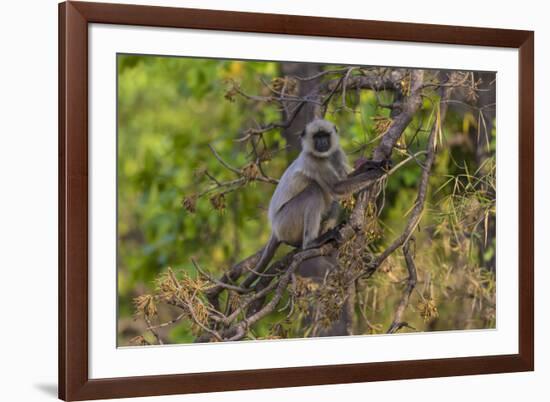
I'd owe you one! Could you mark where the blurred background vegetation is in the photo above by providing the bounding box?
[117,54,496,346]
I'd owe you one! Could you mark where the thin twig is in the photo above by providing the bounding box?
[144,316,164,345]
[191,258,252,294]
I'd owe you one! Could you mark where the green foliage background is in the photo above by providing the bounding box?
[117,55,496,345]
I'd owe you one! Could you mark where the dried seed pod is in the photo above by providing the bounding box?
[271,76,298,94]
[209,193,226,213]
[241,162,260,181]
[341,194,356,211]
[224,80,240,102]
[182,194,198,213]
[133,294,157,319]
[417,298,439,322]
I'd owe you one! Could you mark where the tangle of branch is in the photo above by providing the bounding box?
[138,69,474,343]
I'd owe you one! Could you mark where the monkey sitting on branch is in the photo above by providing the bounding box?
[242,119,390,288]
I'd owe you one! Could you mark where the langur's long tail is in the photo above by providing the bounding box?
[241,234,280,289]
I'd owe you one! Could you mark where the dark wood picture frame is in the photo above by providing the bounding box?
[59,1,534,400]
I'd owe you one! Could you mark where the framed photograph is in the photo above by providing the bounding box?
[59,1,534,400]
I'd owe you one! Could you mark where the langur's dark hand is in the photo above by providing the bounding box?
[351,158,392,176]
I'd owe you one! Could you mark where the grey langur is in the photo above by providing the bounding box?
[243,119,388,287]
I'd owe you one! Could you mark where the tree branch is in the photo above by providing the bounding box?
[372,70,424,161]
[387,239,418,333]
[372,75,455,270]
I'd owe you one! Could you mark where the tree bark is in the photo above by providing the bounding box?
[280,63,323,151]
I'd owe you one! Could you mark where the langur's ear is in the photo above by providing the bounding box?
[300,128,306,138]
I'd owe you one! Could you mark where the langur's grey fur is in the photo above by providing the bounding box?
[243,119,384,288]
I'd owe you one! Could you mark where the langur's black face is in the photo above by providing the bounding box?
[313,130,332,153]
[301,119,339,157]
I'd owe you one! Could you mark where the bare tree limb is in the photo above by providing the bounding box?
[387,239,418,333]
[373,70,424,161]
[372,76,455,270]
